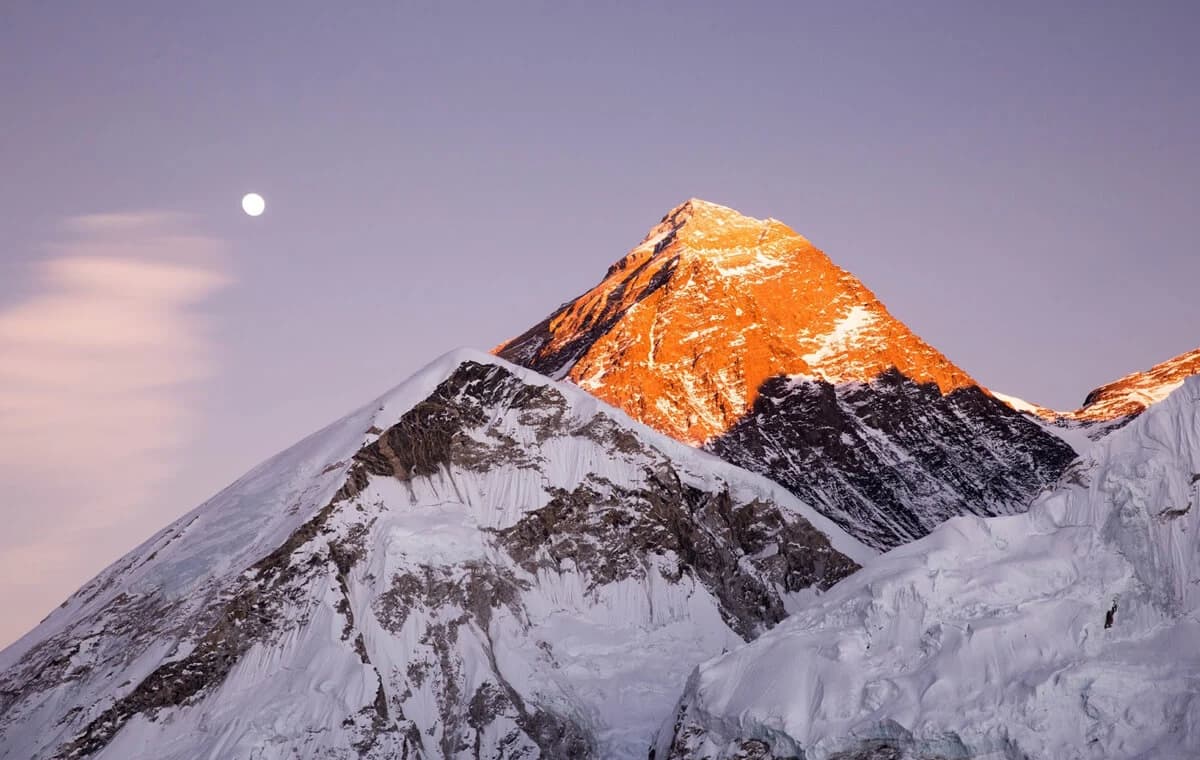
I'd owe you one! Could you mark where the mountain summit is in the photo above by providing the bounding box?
[498,198,973,445]
[499,200,1076,549]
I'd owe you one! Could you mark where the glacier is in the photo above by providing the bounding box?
[656,377,1200,759]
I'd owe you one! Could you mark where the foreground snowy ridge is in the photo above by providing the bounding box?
[0,350,868,760]
[655,376,1200,759]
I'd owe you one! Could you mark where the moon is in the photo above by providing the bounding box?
[241,192,266,217]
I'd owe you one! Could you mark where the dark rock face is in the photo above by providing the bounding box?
[496,253,680,380]
[496,475,857,639]
[707,370,1078,550]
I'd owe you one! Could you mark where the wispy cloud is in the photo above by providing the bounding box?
[0,213,229,647]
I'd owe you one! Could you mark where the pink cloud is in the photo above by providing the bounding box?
[0,213,230,648]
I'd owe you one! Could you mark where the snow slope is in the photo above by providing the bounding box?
[657,377,1200,759]
[0,350,868,760]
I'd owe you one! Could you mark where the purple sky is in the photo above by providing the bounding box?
[1,2,1198,646]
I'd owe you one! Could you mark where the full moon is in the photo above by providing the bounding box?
[241,192,266,217]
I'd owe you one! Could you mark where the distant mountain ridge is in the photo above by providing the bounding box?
[498,199,1077,549]
[1000,345,1200,425]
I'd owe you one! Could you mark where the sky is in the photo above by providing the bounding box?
[1,1,1198,647]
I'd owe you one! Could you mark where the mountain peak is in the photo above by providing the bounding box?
[498,200,1073,549]
[637,198,805,257]
[497,201,976,444]
[666,197,735,216]
[657,197,757,226]
[658,197,743,220]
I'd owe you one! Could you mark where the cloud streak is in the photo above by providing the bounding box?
[0,213,229,648]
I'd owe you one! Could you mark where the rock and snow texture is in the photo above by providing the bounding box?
[497,199,1076,549]
[0,351,867,760]
[496,199,975,445]
[995,346,1200,427]
[1071,345,1200,422]
[655,377,1200,760]
[709,371,1077,551]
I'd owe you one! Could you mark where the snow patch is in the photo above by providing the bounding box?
[801,305,878,367]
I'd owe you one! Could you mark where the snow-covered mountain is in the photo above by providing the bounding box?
[655,376,1200,759]
[497,199,1076,550]
[0,350,868,760]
